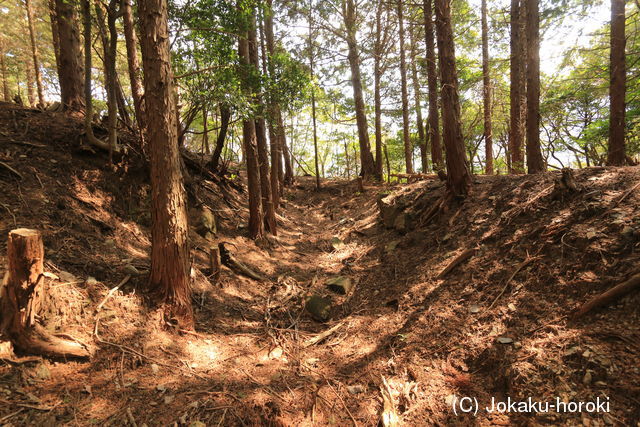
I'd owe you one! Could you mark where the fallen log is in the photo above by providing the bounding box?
[0,229,92,358]
[437,247,478,279]
[574,273,640,317]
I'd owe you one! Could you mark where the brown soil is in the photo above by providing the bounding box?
[0,102,639,426]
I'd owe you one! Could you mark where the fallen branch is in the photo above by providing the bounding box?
[610,181,640,210]
[303,322,344,348]
[488,257,539,310]
[95,275,131,313]
[574,273,640,317]
[218,242,267,281]
[9,140,46,148]
[0,161,23,179]
[437,247,478,279]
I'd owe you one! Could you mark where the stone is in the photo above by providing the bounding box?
[393,213,413,233]
[34,363,51,380]
[497,337,513,344]
[123,264,140,276]
[326,276,353,294]
[331,237,345,250]
[385,240,400,253]
[86,276,98,286]
[305,295,332,322]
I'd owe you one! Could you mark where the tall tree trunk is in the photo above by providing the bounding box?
[263,0,284,202]
[48,0,63,82]
[208,104,230,172]
[25,0,45,106]
[249,15,276,235]
[608,0,626,165]
[239,29,264,239]
[123,0,146,144]
[410,24,428,173]
[525,0,544,173]
[509,0,525,173]
[282,123,294,185]
[81,0,102,148]
[373,0,385,180]
[54,0,84,111]
[343,0,375,179]
[397,0,413,174]
[25,64,36,107]
[481,0,493,175]
[435,0,471,197]
[423,0,444,171]
[0,39,9,101]
[308,10,321,190]
[138,0,192,327]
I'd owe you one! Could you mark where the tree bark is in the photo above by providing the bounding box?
[238,29,264,239]
[1,229,91,358]
[208,104,230,172]
[48,0,63,83]
[344,0,376,179]
[410,24,428,173]
[54,0,84,111]
[373,0,385,181]
[248,16,276,235]
[607,0,626,165]
[509,0,525,173]
[423,0,444,171]
[123,0,146,144]
[138,0,193,327]
[308,11,321,190]
[435,0,472,197]
[397,0,413,174]
[525,0,544,173]
[481,0,493,175]
[25,63,36,107]
[25,0,45,106]
[0,39,9,101]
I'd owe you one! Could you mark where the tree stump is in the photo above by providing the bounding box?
[0,229,91,358]
[209,245,221,283]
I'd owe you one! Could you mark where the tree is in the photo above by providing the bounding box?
[52,0,84,110]
[138,0,193,326]
[509,0,525,172]
[308,6,321,190]
[481,0,493,174]
[373,0,393,180]
[423,0,444,171]
[435,0,471,196]
[123,0,146,143]
[343,0,376,178]
[525,0,544,173]
[397,0,413,174]
[24,0,45,106]
[608,0,626,165]
[410,23,428,173]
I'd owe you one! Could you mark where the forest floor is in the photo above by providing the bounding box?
[0,101,639,426]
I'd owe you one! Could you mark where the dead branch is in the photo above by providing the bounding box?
[574,273,640,317]
[9,140,46,148]
[0,161,23,179]
[303,322,344,348]
[488,257,539,310]
[95,275,131,313]
[437,247,478,279]
[610,181,640,209]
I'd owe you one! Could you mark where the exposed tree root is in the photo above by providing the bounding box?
[574,273,640,317]
[219,242,268,281]
[437,247,478,279]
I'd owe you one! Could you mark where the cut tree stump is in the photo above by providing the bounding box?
[0,229,91,358]
[209,245,221,283]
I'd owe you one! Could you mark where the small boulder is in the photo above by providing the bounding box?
[326,276,353,294]
[305,295,332,322]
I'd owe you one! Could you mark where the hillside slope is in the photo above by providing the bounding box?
[0,102,639,425]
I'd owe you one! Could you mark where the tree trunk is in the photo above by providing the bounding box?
[308,12,321,190]
[481,0,493,175]
[48,0,63,83]
[248,16,276,235]
[54,0,84,111]
[0,229,91,357]
[434,0,472,197]
[344,0,376,179]
[123,0,146,144]
[238,29,264,239]
[282,126,294,185]
[423,0,444,171]
[397,0,413,174]
[410,24,428,173]
[608,0,626,165]
[525,0,544,173]
[0,39,9,101]
[138,0,193,327]
[25,64,36,107]
[208,104,230,172]
[509,0,525,173]
[373,0,385,181]
[25,0,45,106]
